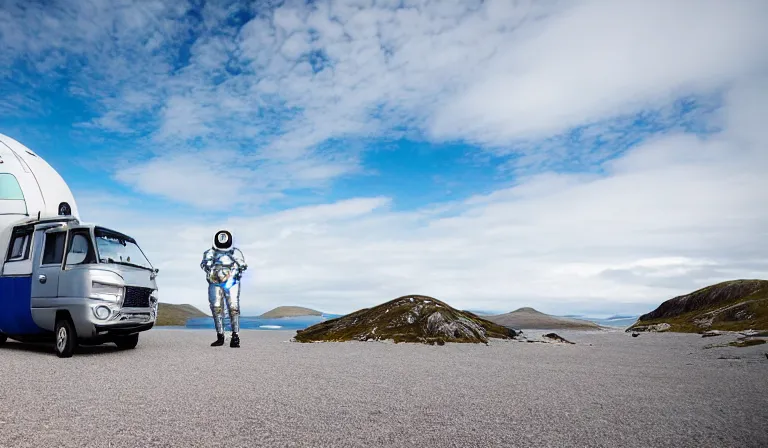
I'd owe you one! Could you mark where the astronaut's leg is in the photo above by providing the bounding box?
[208,284,226,346]
[226,282,241,348]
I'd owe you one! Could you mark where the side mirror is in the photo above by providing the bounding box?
[150,268,159,280]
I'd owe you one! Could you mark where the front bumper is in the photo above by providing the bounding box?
[30,290,158,339]
[94,321,154,334]
[88,303,156,332]
[49,300,157,339]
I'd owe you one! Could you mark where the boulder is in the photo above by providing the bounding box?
[542,333,575,344]
[701,330,726,338]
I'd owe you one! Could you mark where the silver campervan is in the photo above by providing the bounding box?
[0,215,159,357]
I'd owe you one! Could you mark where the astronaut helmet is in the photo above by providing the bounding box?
[213,230,233,250]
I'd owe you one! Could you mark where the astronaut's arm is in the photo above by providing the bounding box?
[234,248,248,272]
[200,249,214,272]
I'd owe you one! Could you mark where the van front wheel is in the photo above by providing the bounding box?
[114,333,139,350]
[55,318,77,358]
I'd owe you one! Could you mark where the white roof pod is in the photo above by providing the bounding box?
[0,133,80,265]
[0,133,79,228]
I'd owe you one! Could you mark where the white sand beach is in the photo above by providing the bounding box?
[0,329,766,448]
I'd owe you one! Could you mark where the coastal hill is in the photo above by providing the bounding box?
[156,303,208,326]
[294,295,518,345]
[483,307,601,330]
[259,306,323,318]
[627,279,768,333]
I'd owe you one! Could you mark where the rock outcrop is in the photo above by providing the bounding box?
[542,333,575,344]
[627,279,768,333]
[630,323,671,333]
[293,295,518,345]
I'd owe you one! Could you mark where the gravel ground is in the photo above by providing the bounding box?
[1,328,767,448]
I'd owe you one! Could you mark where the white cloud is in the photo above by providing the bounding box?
[429,0,768,145]
[6,0,766,205]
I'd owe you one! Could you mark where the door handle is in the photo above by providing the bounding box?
[38,274,47,284]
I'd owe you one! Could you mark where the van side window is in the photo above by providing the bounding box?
[65,230,96,266]
[8,234,29,260]
[6,228,32,261]
[42,232,67,265]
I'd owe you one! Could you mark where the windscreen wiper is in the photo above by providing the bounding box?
[105,258,152,271]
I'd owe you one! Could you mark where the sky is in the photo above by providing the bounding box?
[1,0,767,317]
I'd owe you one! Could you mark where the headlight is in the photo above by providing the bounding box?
[93,305,111,320]
[91,281,124,304]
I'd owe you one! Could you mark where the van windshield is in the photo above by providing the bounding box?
[94,227,152,271]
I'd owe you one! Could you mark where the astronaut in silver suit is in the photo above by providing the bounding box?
[200,230,247,348]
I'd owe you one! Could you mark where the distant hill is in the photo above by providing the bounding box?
[294,295,518,345]
[156,303,208,326]
[259,306,323,318]
[483,307,601,330]
[627,279,768,333]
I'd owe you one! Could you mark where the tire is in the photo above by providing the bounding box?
[54,318,77,358]
[0,333,7,346]
[114,333,139,350]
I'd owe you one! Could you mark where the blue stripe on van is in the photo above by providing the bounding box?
[0,275,42,335]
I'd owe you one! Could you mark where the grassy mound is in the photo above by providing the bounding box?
[294,295,518,345]
[628,280,768,333]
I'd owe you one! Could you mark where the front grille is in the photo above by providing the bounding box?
[123,286,152,308]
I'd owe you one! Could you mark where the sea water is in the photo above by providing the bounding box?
[577,316,639,328]
[182,314,343,331]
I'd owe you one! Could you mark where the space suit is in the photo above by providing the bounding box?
[200,230,247,348]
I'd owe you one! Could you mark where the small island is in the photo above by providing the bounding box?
[259,306,323,318]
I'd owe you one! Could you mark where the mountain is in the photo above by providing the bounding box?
[156,303,208,326]
[259,306,323,318]
[627,279,768,333]
[483,307,602,330]
[293,295,518,345]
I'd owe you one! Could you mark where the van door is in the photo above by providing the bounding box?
[0,224,41,335]
[31,229,66,298]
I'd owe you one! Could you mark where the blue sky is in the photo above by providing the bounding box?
[1,0,767,316]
